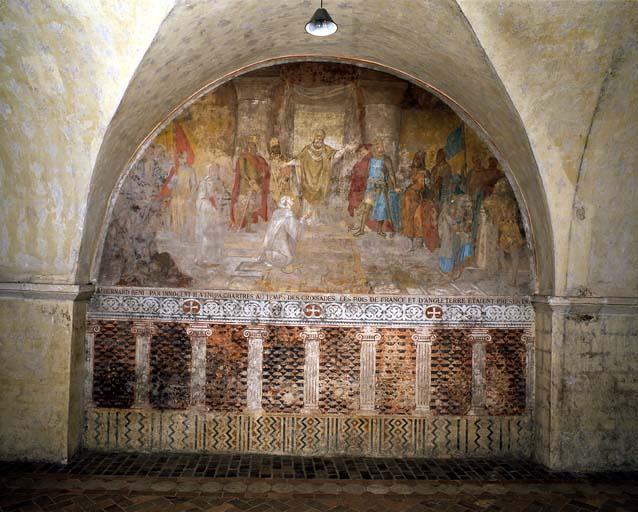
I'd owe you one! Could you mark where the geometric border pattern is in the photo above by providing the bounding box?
[89,287,534,329]
[84,408,531,458]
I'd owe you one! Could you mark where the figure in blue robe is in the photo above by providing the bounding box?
[352,139,399,238]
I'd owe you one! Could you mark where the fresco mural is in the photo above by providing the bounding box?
[99,63,531,296]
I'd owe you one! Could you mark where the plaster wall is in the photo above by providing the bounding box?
[458,0,638,296]
[0,0,173,283]
[565,36,638,297]
[0,296,87,462]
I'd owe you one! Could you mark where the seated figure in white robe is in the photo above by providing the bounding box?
[258,196,306,270]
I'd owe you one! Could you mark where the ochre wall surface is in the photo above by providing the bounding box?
[0,297,86,462]
[0,0,172,283]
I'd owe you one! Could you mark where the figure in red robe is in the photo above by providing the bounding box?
[230,139,270,230]
[157,121,196,199]
[347,145,372,217]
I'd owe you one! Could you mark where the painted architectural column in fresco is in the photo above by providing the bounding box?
[131,321,156,409]
[301,327,324,413]
[84,321,100,408]
[468,328,491,415]
[523,326,535,413]
[244,326,268,413]
[413,326,435,415]
[186,323,212,411]
[357,326,381,413]
[233,76,279,157]
[359,79,407,166]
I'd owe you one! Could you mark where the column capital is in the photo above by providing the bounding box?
[300,326,325,343]
[356,326,381,343]
[85,320,101,335]
[131,321,156,337]
[186,323,213,338]
[522,325,535,344]
[412,326,436,343]
[468,327,491,344]
[243,326,268,341]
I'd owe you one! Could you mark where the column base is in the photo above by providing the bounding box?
[354,408,378,416]
[132,401,150,410]
[189,404,209,413]
[413,406,432,417]
[244,407,264,416]
[301,406,320,415]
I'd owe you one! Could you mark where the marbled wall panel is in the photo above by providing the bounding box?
[262,326,304,413]
[93,321,135,408]
[486,329,526,415]
[376,329,416,414]
[205,325,247,412]
[430,329,472,415]
[150,323,191,410]
[319,328,360,414]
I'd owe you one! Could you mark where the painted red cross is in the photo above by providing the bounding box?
[303,303,322,318]
[424,305,443,320]
[182,299,201,315]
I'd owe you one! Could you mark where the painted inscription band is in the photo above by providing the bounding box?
[89,287,534,328]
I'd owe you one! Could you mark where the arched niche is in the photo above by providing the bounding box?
[95,61,535,297]
[76,0,555,296]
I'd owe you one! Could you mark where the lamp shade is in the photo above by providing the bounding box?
[305,7,337,36]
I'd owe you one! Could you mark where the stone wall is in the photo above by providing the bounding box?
[534,298,638,471]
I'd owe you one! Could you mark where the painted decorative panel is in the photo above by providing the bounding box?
[150,322,192,410]
[485,329,526,415]
[318,327,360,414]
[84,409,531,458]
[92,321,135,408]
[262,326,305,413]
[375,329,416,414]
[430,329,473,415]
[205,324,247,412]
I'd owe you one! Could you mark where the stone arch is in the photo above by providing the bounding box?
[77,0,554,294]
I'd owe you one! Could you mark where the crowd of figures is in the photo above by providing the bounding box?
[107,124,526,288]
[395,148,525,284]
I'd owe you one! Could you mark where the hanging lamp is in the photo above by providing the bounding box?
[305,0,338,36]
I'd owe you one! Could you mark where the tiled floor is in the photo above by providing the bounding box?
[1,452,637,511]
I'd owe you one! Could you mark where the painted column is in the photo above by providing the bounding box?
[360,79,407,167]
[233,76,278,158]
[357,326,381,413]
[186,323,213,411]
[244,326,268,414]
[468,328,491,415]
[523,326,535,413]
[301,327,324,413]
[84,321,100,408]
[131,321,156,409]
[413,326,435,415]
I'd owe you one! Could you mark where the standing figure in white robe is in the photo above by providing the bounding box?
[258,196,307,271]
[195,166,225,265]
